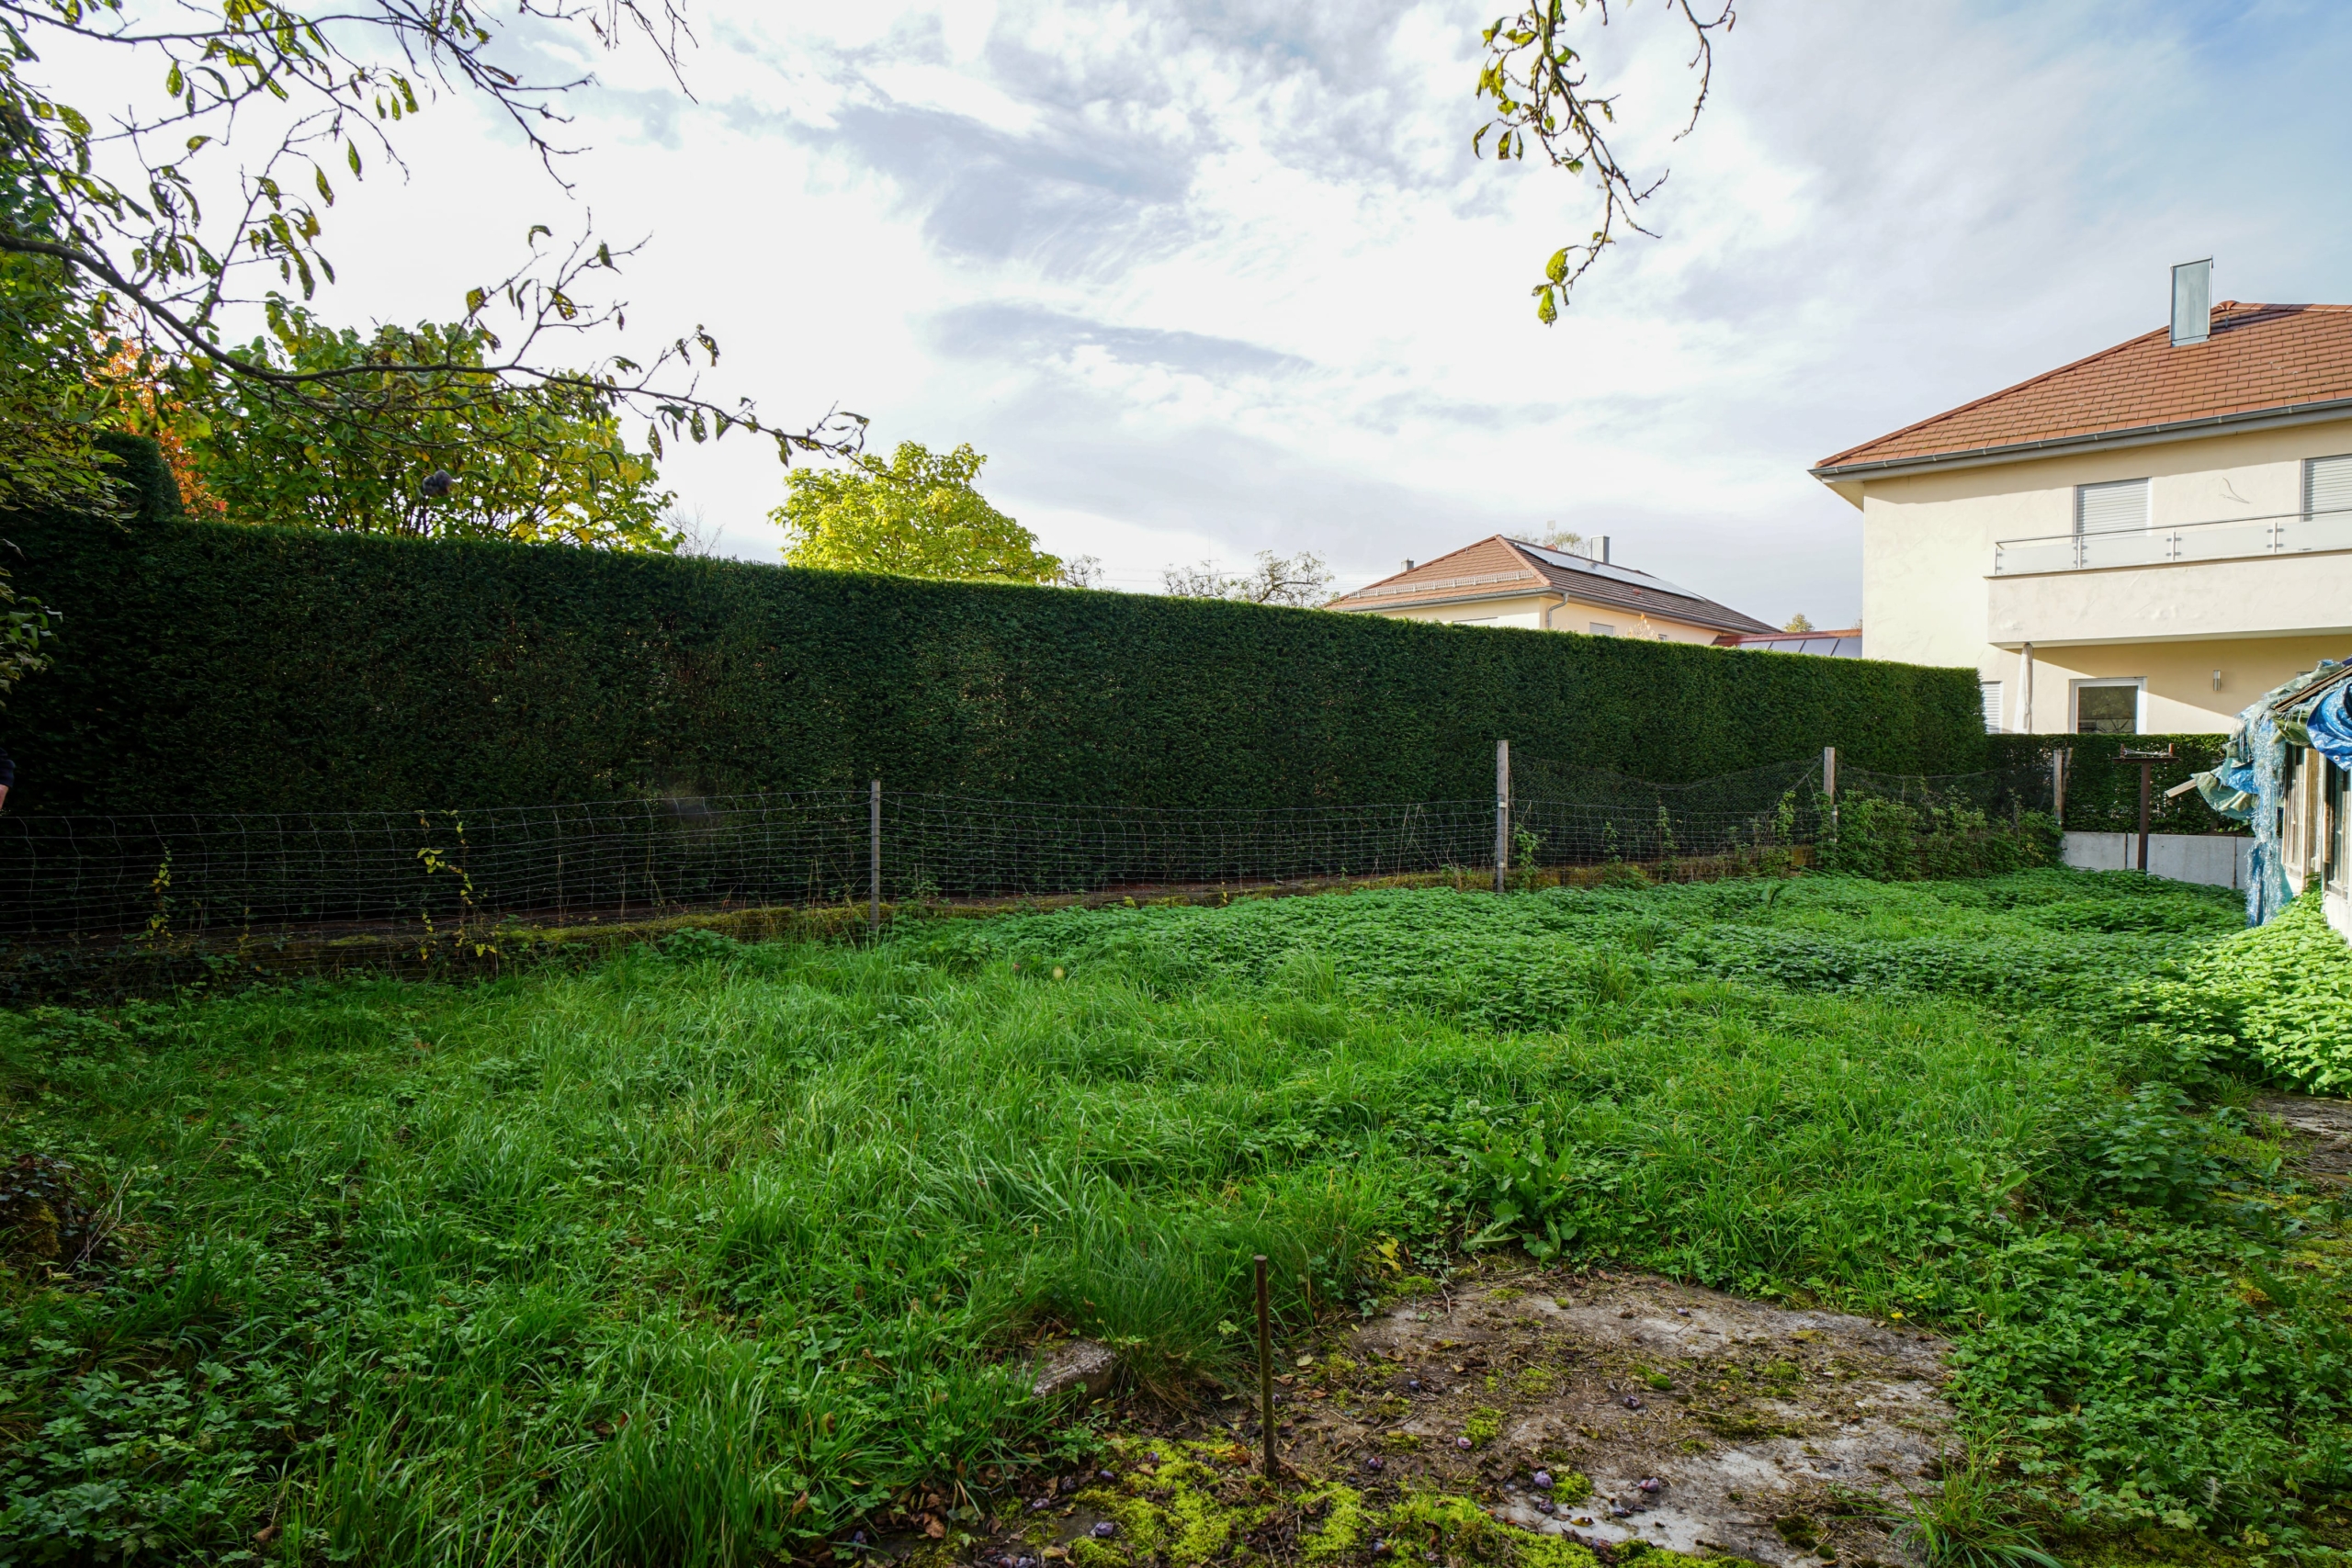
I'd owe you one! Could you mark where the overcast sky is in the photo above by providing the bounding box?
[107,2,2352,625]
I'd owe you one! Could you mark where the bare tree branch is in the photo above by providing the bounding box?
[1475,0,1736,322]
[0,0,861,470]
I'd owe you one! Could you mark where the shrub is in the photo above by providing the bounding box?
[1,503,1986,814]
[2131,892,2352,1090]
[1820,797,2060,880]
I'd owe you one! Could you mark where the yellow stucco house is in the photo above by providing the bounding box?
[1814,264,2352,734]
[1326,535,1777,645]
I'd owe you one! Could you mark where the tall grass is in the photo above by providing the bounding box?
[0,870,2337,1563]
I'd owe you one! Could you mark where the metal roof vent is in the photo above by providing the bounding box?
[2171,258,2211,346]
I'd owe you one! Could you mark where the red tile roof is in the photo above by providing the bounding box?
[1328,536,1775,637]
[1815,303,2352,474]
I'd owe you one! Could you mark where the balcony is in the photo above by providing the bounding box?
[1994,504,2352,575]
[1985,503,2352,649]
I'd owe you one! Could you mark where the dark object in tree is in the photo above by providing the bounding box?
[420,471,458,502]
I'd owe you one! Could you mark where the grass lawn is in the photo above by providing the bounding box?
[1,870,2346,1566]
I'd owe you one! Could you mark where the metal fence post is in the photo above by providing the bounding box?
[1494,739,1510,895]
[869,779,882,935]
[1822,746,1838,841]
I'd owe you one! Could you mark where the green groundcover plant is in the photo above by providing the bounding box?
[2127,892,2352,1092]
[0,871,2342,1566]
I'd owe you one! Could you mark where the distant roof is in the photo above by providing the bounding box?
[1327,536,1775,637]
[1716,629,1864,659]
[1814,302,2352,478]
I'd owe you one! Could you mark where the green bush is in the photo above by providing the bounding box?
[1987,733,2243,837]
[1819,795,2061,880]
[2129,891,2352,1090]
[2,487,1986,814]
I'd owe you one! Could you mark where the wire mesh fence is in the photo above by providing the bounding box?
[1508,754,1829,869]
[0,750,2063,965]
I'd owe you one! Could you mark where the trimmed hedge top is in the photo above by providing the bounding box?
[4,476,1988,815]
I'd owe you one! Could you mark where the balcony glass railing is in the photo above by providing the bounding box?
[1994,505,2352,574]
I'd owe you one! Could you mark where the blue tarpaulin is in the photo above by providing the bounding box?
[2181,658,2351,926]
[2306,685,2352,771]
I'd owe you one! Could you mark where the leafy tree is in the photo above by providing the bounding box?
[1476,1,1736,321]
[1783,613,1815,633]
[0,560,61,706]
[1161,550,1333,608]
[139,308,675,550]
[0,0,861,522]
[775,442,1064,584]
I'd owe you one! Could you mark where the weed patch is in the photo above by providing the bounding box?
[0,870,2341,1563]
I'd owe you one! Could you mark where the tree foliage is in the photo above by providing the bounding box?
[0,553,62,707]
[129,308,675,550]
[1476,0,1736,321]
[1160,550,1333,609]
[0,0,861,521]
[775,442,1064,584]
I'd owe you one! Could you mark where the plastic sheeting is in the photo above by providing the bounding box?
[2184,658,2352,926]
[2306,685,2352,772]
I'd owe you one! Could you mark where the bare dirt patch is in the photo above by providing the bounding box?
[953,1268,1957,1568]
[2253,1093,2352,1184]
[1250,1267,1950,1565]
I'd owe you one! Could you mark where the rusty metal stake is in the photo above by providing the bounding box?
[1254,1254,1276,1480]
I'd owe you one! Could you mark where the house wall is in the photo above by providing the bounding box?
[1359,593,1733,644]
[1853,414,2352,733]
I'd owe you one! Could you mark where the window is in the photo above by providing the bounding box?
[2306,454,2352,520]
[1979,681,2004,733]
[2075,678,2142,735]
[2075,478,2150,536]
[1588,622,1615,636]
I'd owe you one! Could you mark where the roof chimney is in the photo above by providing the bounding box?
[2171,258,2211,346]
[1594,536,1611,565]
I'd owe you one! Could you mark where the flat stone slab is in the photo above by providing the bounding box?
[1033,1339,1117,1403]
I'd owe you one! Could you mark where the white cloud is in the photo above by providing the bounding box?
[42,1,2352,627]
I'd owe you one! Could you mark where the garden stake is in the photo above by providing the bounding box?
[869,779,882,935]
[1254,1254,1276,1480]
[2120,745,2175,873]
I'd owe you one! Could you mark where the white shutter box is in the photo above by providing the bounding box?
[2306,455,2352,519]
[2075,478,2150,535]
[1980,682,2004,733]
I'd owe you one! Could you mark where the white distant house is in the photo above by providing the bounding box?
[1327,535,1776,645]
[1814,262,2352,734]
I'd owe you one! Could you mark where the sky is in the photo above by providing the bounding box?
[71,1,2352,624]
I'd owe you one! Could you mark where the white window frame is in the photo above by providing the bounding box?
[1588,622,1615,637]
[2072,676,2144,736]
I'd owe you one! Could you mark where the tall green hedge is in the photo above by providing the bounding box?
[1,453,1987,815]
[1986,732,2243,836]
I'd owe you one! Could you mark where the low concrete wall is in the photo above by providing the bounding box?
[2061,830,2253,888]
